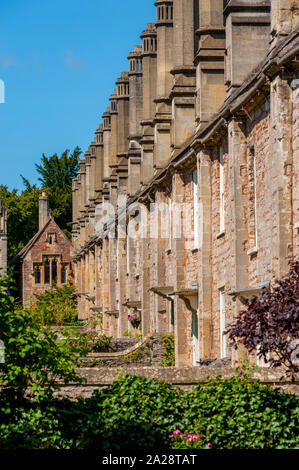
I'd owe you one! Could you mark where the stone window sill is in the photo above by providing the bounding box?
[216,230,226,239]
[247,246,258,256]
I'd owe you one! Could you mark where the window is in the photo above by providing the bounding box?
[35,267,41,285]
[52,259,57,285]
[47,233,56,245]
[170,300,174,328]
[44,259,50,284]
[192,310,199,365]
[61,266,67,285]
[219,147,225,232]
[249,144,258,250]
[166,198,172,252]
[193,170,199,248]
[219,287,227,358]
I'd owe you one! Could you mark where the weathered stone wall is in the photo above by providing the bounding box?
[57,367,299,399]
[81,334,168,368]
[71,2,299,369]
[292,77,299,258]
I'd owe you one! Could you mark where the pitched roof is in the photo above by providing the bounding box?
[12,217,71,265]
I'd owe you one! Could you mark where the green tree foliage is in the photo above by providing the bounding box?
[0,275,88,400]
[0,147,81,262]
[0,184,41,263]
[35,146,82,237]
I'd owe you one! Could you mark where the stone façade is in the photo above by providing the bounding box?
[72,1,299,367]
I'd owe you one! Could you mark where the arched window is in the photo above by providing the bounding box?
[44,259,50,284]
[61,266,67,285]
[52,259,57,285]
[35,267,41,285]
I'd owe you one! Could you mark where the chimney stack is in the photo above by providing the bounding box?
[39,192,50,231]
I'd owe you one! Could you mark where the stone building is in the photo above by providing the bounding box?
[13,193,72,305]
[72,0,299,366]
[0,198,7,277]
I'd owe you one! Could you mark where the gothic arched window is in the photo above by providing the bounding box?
[61,266,67,285]
[52,259,57,285]
[44,259,50,284]
[35,267,41,285]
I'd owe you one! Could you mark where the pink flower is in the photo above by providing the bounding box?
[207,443,212,447]
[173,429,181,435]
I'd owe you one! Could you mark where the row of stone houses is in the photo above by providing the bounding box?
[72,0,299,367]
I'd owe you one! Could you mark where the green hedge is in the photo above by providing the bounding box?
[0,373,298,449]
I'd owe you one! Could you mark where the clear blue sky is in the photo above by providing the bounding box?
[0,0,155,191]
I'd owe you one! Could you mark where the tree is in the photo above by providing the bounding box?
[227,261,299,377]
[0,146,82,263]
[0,184,41,263]
[35,146,82,237]
[35,146,81,189]
[0,275,88,400]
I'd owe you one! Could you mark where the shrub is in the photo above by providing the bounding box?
[184,371,299,449]
[83,333,112,353]
[227,261,299,376]
[31,284,78,326]
[0,275,88,400]
[96,374,186,449]
[0,371,297,449]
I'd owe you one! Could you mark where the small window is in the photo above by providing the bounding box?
[219,287,227,358]
[47,233,56,245]
[44,259,50,284]
[219,147,225,232]
[52,259,57,285]
[193,170,199,248]
[170,300,174,326]
[61,266,67,284]
[35,267,41,285]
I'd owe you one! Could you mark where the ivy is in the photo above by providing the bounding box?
[0,371,297,449]
[160,334,175,367]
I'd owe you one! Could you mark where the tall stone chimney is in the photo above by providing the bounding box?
[0,198,7,277]
[39,192,50,231]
